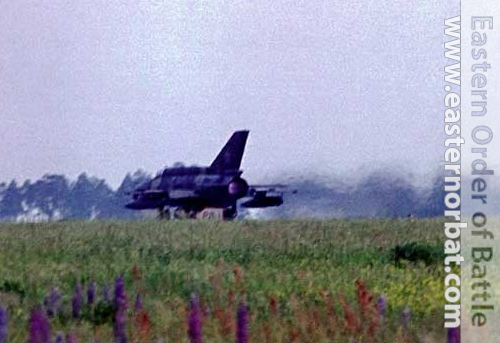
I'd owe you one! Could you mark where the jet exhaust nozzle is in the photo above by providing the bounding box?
[228,177,249,197]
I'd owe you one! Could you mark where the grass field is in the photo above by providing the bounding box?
[0,219,447,343]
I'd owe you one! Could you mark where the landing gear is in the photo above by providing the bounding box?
[157,207,197,220]
[156,206,236,220]
[223,206,237,220]
[173,207,188,219]
[157,206,170,220]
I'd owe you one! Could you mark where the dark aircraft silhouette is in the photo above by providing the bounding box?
[125,130,283,219]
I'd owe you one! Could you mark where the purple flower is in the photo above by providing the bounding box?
[113,309,127,343]
[447,327,460,343]
[28,309,51,343]
[72,284,83,319]
[134,293,143,312]
[43,288,61,318]
[378,295,387,319]
[65,334,78,343]
[87,282,96,305]
[103,284,111,303]
[187,293,202,343]
[402,307,411,329]
[236,302,249,343]
[114,276,127,311]
[54,333,64,343]
[0,305,7,343]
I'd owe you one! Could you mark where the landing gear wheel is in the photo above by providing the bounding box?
[223,206,237,221]
[173,207,187,219]
[173,208,198,219]
[157,207,170,220]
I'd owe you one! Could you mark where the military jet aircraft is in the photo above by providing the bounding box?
[125,130,283,219]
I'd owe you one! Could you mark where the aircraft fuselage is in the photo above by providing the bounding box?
[125,130,283,219]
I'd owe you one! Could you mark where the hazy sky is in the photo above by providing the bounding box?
[1,1,451,188]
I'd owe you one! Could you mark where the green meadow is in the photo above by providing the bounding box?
[0,219,446,342]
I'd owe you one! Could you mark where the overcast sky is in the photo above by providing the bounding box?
[0,1,452,188]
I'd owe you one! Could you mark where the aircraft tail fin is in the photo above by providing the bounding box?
[210,130,249,171]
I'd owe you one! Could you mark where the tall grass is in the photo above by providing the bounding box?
[0,219,446,342]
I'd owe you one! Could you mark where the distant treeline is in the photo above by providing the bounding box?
[0,171,150,222]
[0,170,452,222]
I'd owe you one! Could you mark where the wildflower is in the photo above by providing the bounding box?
[134,293,143,312]
[355,279,373,319]
[288,329,299,343]
[236,302,249,343]
[114,309,127,343]
[132,265,141,281]
[28,309,51,343]
[114,276,127,311]
[0,305,7,343]
[402,307,411,329]
[447,327,460,343]
[187,293,203,343]
[378,295,387,319]
[87,282,96,305]
[54,333,64,343]
[43,288,61,319]
[233,266,244,289]
[135,310,152,342]
[268,296,278,317]
[338,293,360,335]
[103,284,111,303]
[214,307,233,337]
[65,334,78,343]
[72,284,83,319]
